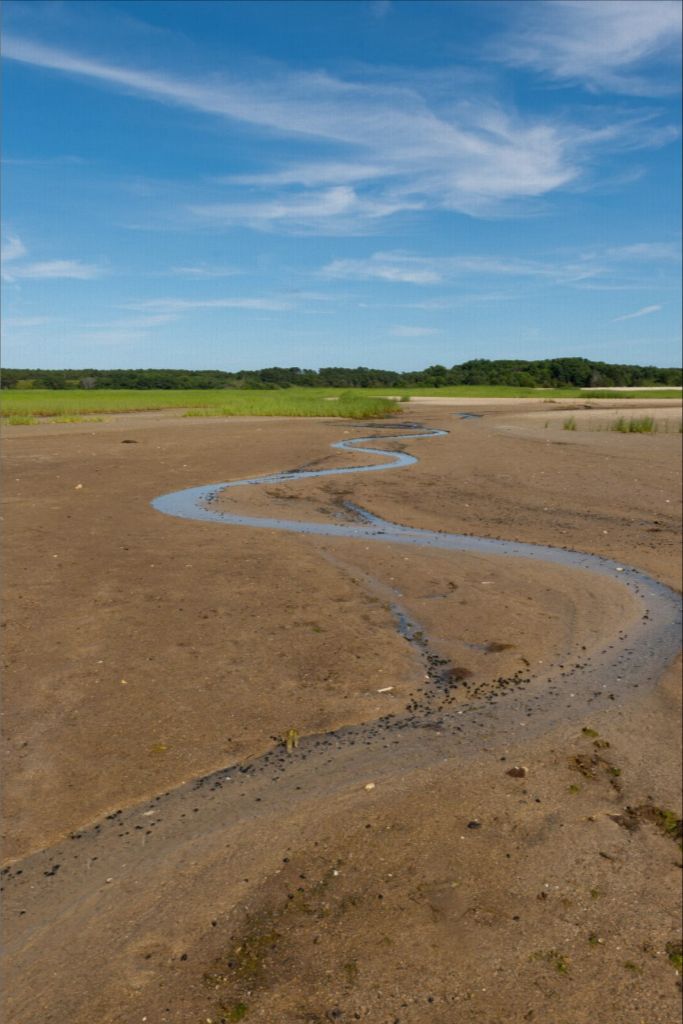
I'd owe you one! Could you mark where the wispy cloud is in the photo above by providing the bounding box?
[2,315,55,328]
[390,325,440,337]
[2,233,103,282]
[600,242,681,261]
[321,243,681,291]
[189,186,420,235]
[612,304,662,322]
[3,34,674,232]
[323,253,444,285]
[5,259,102,281]
[125,296,292,313]
[1,235,27,262]
[219,163,385,188]
[321,250,597,286]
[169,264,240,278]
[492,0,682,95]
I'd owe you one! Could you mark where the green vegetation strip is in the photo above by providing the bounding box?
[1,389,398,420]
[1,386,681,420]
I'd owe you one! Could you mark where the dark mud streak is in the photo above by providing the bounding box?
[4,426,681,911]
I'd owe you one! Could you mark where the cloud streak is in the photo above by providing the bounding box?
[5,259,102,280]
[125,296,292,313]
[3,33,675,233]
[321,250,596,286]
[492,0,682,95]
[321,243,680,291]
[390,325,440,337]
[1,236,103,281]
[1,235,27,262]
[612,304,662,322]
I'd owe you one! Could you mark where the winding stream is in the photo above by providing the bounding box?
[152,425,680,624]
[4,423,681,931]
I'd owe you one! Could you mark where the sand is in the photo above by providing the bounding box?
[2,401,681,1023]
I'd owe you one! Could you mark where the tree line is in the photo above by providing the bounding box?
[1,357,681,390]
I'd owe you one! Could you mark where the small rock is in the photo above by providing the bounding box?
[74,483,83,490]
[364,782,376,792]
[506,766,528,778]
[467,820,481,829]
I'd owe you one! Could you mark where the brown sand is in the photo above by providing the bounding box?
[2,401,681,1023]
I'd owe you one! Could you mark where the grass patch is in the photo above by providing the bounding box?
[666,941,682,972]
[182,392,398,419]
[220,1002,249,1021]
[612,416,657,433]
[5,414,37,425]
[531,949,570,974]
[581,389,681,400]
[50,415,104,424]
[563,416,577,431]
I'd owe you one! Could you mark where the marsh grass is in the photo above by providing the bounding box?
[1,388,397,419]
[50,415,104,424]
[6,415,37,425]
[2,385,680,418]
[612,416,657,433]
[181,392,398,419]
[560,416,681,434]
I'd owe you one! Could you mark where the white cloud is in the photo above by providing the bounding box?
[4,34,672,231]
[323,253,444,284]
[321,243,681,291]
[189,186,421,235]
[321,251,597,285]
[126,296,292,313]
[1,235,27,262]
[6,259,102,280]
[390,325,440,337]
[492,0,682,95]
[612,304,662,322]
[2,315,54,328]
[2,235,103,282]
[600,242,681,261]
[219,162,385,188]
[169,265,240,278]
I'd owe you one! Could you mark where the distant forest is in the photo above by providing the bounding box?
[1,358,681,390]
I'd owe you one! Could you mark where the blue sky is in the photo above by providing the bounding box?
[2,0,681,371]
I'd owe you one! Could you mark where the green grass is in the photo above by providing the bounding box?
[50,415,104,424]
[582,389,681,400]
[666,941,682,972]
[0,388,397,420]
[612,415,657,433]
[5,414,37,425]
[183,392,398,419]
[563,416,577,431]
[1,385,680,419]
